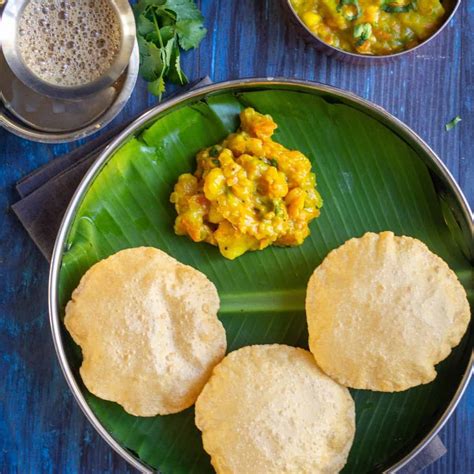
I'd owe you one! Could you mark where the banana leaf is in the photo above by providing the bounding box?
[58,89,473,473]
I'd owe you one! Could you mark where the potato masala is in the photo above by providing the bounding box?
[290,0,446,55]
[170,108,323,259]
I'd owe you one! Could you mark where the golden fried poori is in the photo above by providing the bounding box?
[195,344,355,474]
[306,231,471,392]
[64,247,227,416]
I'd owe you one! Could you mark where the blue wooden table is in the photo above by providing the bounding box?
[0,1,472,472]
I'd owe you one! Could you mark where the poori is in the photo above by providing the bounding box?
[306,231,470,392]
[195,344,355,473]
[64,247,227,416]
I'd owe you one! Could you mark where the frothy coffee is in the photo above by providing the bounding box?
[18,0,121,87]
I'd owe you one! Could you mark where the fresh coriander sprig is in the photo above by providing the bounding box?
[134,0,207,99]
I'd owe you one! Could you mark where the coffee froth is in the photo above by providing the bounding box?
[18,0,121,87]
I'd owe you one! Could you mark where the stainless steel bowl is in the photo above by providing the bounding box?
[0,41,139,143]
[285,0,462,62]
[48,78,473,473]
[0,0,136,99]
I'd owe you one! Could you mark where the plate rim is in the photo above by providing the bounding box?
[48,77,474,474]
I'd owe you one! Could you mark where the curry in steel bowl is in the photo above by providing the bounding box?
[290,0,448,55]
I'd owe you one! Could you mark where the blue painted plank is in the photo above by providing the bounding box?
[0,0,472,472]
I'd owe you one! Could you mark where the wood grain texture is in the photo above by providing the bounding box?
[0,0,472,473]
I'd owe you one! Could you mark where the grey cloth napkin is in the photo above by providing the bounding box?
[11,76,447,473]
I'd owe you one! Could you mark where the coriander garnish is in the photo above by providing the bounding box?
[354,23,372,46]
[209,146,220,157]
[382,1,416,13]
[269,158,278,168]
[445,115,462,131]
[337,0,361,21]
[273,200,282,216]
[134,0,207,99]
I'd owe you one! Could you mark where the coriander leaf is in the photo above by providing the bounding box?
[269,158,278,168]
[137,33,149,53]
[137,13,155,36]
[168,43,187,85]
[163,35,176,66]
[163,0,204,21]
[445,115,461,131]
[158,8,177,26]
[382,1,415,13]
[138,39,164,81]
[273,200,282,216]
[133,0,165,16]
[145,26,173,46]
[209,146,220,157]
[160,25,175,43]
[354,23,372,46]
[148,76,166,98]
[175,19,207,50]
[337,0,361,21]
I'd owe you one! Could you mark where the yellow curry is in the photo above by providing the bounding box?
[170,108,323,260]
[291,0,446,55]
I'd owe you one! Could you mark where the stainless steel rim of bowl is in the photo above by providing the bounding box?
[0,41,139,144]
[0,0,136,99]
[286,0,462,60]
[48,78,474,474]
